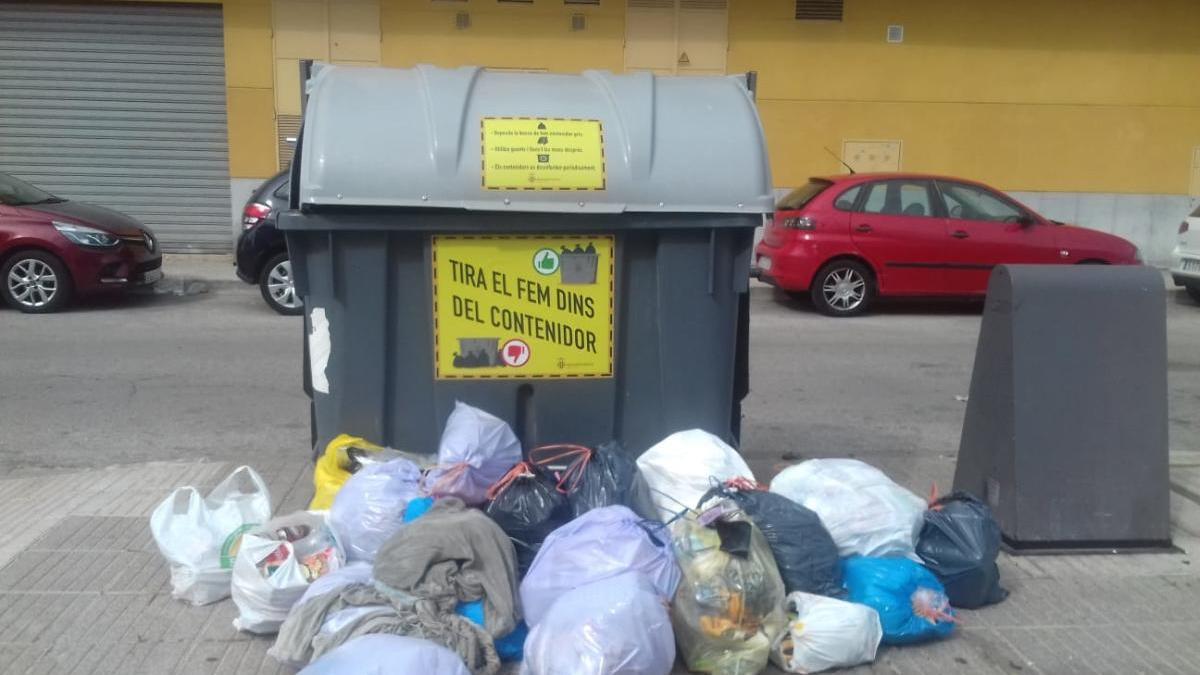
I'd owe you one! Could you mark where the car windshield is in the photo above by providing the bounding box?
[1192,203,1200,218]
[0,172,62,206]
[776,180,832,210]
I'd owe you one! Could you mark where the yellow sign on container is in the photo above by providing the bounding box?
[432,235,614,379]
[481,117,606,191]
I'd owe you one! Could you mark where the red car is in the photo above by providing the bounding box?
[755,173,1141,316]
[1,172,162,313]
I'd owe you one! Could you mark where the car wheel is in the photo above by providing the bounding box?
[259,252,303,316]
[1186,284,1200,305]
[810,260,874,317]
[1,250,72,313]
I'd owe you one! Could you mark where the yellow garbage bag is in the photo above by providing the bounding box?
[310,434,385,510]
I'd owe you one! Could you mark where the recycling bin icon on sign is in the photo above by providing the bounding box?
[559,244,599,284]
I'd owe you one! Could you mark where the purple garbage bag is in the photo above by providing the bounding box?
[425,402,522,505]
[519,505,680,626]
[329,458,423,562]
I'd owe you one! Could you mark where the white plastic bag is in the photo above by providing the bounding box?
[424,401,523,505]
[329,457,423,562]
[770,592,882,674]
[232,511,345,634]
[636,429,754,521]
[770,459,926,558]
[298,634,471,675]
[521,572,675,675]
[150,465,271,606]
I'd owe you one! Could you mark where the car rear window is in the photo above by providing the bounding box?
[776,180,832,210]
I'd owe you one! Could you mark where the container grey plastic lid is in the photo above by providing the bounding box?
[298,64,774,214]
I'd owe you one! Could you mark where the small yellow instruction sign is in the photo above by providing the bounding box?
[433,235,614,379]
[481,117,606,191]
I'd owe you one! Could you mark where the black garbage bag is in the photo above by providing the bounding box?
[484,462,571,575]
[529,442,658,521]
[698,481,843,597]
[916,491,1008,609]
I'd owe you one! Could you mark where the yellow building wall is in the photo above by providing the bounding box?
[379,0,624,73]
[729,0,1200,194]
[223,0,277,179]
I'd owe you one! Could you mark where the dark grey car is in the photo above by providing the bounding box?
[235,171,299,315]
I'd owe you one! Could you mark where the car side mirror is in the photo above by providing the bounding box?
[1018,214,1037,228]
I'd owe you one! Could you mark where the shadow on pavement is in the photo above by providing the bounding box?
[764,286,985,317]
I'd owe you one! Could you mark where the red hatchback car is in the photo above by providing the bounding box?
[755,173,1141,316]
[1,172,162,313]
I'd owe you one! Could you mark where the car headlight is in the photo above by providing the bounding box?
[53,221,120,248]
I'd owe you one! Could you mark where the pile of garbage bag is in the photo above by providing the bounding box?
[149,401,1006,674]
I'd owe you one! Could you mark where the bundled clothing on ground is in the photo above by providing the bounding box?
[272,498,520,675]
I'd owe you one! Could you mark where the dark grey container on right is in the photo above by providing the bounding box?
[953,264,1171,551]
[281,65,774,457]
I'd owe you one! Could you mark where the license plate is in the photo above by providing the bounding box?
[139,269,163,285]
[1184,259,1200,272]
[758,256,772,273]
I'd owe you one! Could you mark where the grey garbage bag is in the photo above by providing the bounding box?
[916,491,1008,609]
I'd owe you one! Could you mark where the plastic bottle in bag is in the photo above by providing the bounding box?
[232,511,345,634]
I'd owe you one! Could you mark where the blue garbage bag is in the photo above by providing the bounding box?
[457,599,528,662]
[404,496,435,523]
[841,556,955,645]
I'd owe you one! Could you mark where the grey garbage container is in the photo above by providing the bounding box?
[954,264,1171,552]
[280,64,773,458]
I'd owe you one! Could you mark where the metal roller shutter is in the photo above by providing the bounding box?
[0,1,232,252]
